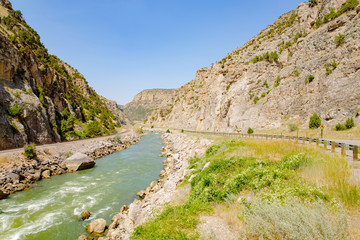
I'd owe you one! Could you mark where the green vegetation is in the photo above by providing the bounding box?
[309,113,321,129]
[335,33,346,46]
[305,75,315,84]
[288,123,299,132]
[345,117,355,129]
[336,123,346,131]
[251,51,279,64]
[336,118,355,131]
[8,104,23,117]
[114,134,122,144]
[325,60,338,75]
[24,144,37,160]
[253,96,260,104]
[247,127,254,134]
[274,76,281,87]
[261,92,266,98]
[133,139,358,239]
[314,0,359,28]
[85,121,102,138]
[166,129,171,133]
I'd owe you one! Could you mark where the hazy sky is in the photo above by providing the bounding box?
[11,0,304,105]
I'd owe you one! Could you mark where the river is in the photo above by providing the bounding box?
[0,132,165,240]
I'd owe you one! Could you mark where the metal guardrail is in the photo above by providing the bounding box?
[183,130,359,161]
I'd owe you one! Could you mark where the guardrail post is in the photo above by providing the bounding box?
[354,145,359,161]
[302,137,305,144]
[324,140,327,150]
[316,139,319,147]
[331,142,336,153]
[341,143,346,157]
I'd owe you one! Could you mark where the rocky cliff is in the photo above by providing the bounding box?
[0,0,123,150]
[147,0,360,132]
[123,89,176,122]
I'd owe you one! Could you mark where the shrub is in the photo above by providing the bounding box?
[288,124,299,132]
[261,92,266,98]
[274,76,281,87]
[335,33,346,46]
[151,125,154,128]
[181,129,184,133]
[336,123,346,131]
[247,128,254,134]
[85,121,102,137]
[242,199,349,240]
[309,113,321,129]
[305,75,315,84]
[138,127,144,134]
[8,104,23,117]
[308,0,318,7]
[114,134,122,144]
[24,144,37,160]
[345,117,355,129]
[253,96,260,104]
[166,129,171,133]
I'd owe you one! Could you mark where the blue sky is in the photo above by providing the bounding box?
[11,0,304,105]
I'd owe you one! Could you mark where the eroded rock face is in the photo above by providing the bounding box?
[123,89,176,122]
[63,153,95,172]
[147,0,360,132]
[0,1,124,150]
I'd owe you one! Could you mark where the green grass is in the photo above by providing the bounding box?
[132,138,359,239]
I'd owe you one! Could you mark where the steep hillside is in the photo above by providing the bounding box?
[123,89,176,122]
[147,0,360,132]
[0,0,123,150]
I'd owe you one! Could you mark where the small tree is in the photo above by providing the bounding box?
[345,117,355,129]
[24,144,37,160]
[8,104,23,117]
[309,113,321,129]
[114,134,122,144]
[166,129,171,133]
[247,128,254,134]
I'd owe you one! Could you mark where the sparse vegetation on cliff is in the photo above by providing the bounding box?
[24,144,37,160]
[309,113,321,129]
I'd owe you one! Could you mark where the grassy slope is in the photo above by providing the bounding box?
[132,137,360,239]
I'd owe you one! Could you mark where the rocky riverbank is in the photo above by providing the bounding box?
[0,130,142,198]
[84,133,212,240]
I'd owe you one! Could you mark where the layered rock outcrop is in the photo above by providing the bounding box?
[123,89,176,122]
[0,0,124,150]
[147,0,360,132]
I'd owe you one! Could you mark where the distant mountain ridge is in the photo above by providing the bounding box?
[123,89,176,122]
[146,0,360,132]
[0,0,125,150]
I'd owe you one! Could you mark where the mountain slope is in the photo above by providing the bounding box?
[147,0,360,132]
[123,89,176,122]
[0,0,123,150]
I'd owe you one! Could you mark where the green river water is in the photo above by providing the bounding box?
[0,132,165,240]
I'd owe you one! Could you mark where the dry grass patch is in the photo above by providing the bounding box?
[0,156,11,166]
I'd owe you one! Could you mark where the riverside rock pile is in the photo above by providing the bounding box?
[0,131,142,197]
[97,133,212,240]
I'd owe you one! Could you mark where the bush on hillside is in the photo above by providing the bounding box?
[336,123,346,131]
[247,128,254,134]
[24,144,37,160]
[335,33,346,46]
[288,124,299,132]
[114,134,122,144]
[166,129,171,133]
[85,121,102,137]
[345,117,355,129]
[308,0,318,7]
[309,113,321,129]
[8,104,23,117]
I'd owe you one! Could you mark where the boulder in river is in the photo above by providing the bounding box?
[87,218,107,234]
[0,189,9,200]
[63,153,95,172]
[80,210,91,220]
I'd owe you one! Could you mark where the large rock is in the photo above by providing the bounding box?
[87,218,107,234]
[0,189,9,200]
[63,153,95,172]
